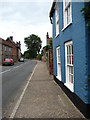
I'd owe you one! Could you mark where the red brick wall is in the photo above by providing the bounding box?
[6,40,18,62]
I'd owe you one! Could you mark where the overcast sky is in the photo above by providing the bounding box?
[0,1,53,53]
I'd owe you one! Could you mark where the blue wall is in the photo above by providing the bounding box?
[52,2,90,104]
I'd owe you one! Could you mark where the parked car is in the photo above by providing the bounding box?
[2,58,14,66]
[19,58,24,62]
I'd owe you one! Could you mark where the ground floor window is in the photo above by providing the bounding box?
[56,46,61,81]
[65,41,74,92]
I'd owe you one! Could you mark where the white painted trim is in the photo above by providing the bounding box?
[65,41,74,92]
[64,83,74,92]
[55,33,59,38]
[61,22,72,31]
[56,76,61,81]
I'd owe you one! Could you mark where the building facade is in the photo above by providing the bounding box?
[50,1,90,118]
[0,38,13,64]
[0,39,2,65]
[6,36,21,62]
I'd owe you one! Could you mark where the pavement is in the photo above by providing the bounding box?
[12,61,85,119]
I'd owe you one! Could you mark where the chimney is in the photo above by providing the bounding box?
[18,41,21,49]
[10,36,13,41]
[46,32,49,39]
[16,42,19,46]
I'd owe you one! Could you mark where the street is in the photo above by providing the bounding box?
[2,60,37,118]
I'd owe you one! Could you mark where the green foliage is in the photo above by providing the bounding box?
[24,34,42,59]
[80,2,90,27]
[44,45,50,52]
[36,54,42,60]
[49,40,52,47]
[24,50,30,59]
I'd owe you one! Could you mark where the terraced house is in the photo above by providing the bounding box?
[6,36,21,62]
[0,38,13,65]
[0,37,21,64]
[49,1,90,118]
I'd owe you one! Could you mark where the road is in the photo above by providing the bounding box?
[1,60,37,118]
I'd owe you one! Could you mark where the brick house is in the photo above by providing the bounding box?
[6,36,21,62]
[49,1,90,118]
[43,32,53,62]
[0,37,13,64]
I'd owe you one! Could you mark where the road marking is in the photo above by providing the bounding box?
[13,61,28,69]
[0,69,11,75]
[13,66,20,69]
[9,63,38,119]
[0,61,29,75]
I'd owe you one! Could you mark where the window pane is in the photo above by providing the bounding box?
[71,66,73,74]
[69,46,71,54]
[71,75,73,83]
[69,67,71,74]
[67,7,70,24]
[72,45,73,54]
[72,55,73,64]
[67,46,69,55]
[67,56,69,64]
[69,73,71,83]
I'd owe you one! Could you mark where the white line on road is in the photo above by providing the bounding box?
[0,69,11,75]
[0,61,29,75]
[9,63,38,119]
[13,66,20,69]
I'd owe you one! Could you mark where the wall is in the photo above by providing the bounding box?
[7,40,18,62]
[52,2,90,104]
[0,43,2,65]
[2,45,13,60]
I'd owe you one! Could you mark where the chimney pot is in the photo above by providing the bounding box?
[10,36,13,41]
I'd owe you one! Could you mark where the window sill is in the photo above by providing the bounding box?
[61,22,72,32]
[64,82,74,92]
[55,34,59,38]
[56,76,61,81]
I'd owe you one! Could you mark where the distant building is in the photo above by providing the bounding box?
[0,37,13,64]
[6,36,21,62]
[43,32,52,62]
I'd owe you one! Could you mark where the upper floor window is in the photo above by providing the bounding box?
[9,47,11,52]
[5,46,7,51]
[55,2,59,36]
[63,0,72,28]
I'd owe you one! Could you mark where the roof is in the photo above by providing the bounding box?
[49,1,56,24]
[0,37,13,48]
[6,37,18,48]
[49,1,56,18]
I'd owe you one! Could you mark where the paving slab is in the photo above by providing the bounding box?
[14,61,85,119]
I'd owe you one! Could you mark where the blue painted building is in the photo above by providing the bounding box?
[49,1,90,118]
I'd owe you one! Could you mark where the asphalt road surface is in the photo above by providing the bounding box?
[1,59,37,118]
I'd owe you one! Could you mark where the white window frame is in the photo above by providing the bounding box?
[65,41,74,92]
[55,1,59,37]
[63,0,72,30]
[56,46,62,81]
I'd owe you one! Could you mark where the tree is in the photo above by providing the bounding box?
[81,2,90,27]
[24,34,42,59]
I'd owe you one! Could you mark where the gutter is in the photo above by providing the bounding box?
[49,1,56,24]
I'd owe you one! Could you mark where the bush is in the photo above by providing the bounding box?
[36,54,42,60]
